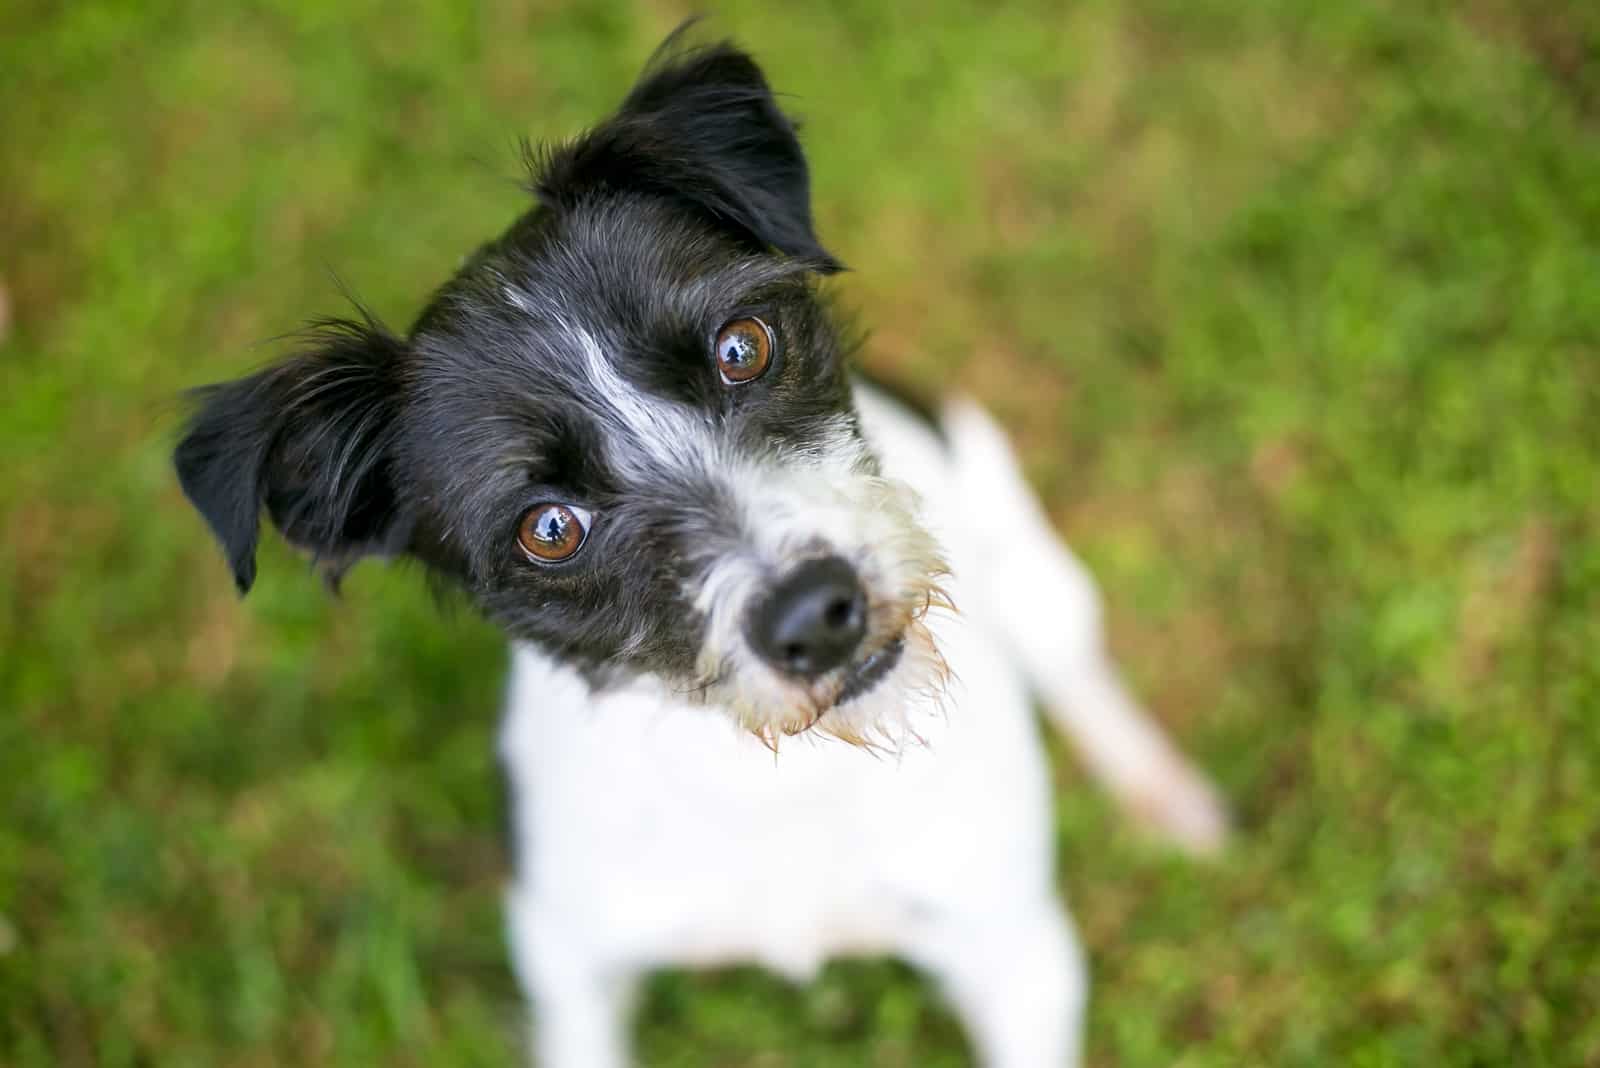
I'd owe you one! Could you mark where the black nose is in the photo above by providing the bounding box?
[746,556,868,679]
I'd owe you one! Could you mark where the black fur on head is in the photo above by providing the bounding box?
[174,32,863,687]
[173,30,953,737]
[531,30,843,274]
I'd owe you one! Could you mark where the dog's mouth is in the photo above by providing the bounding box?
[834,637,905,707]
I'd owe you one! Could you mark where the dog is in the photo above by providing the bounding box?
[175,31,1227,1067]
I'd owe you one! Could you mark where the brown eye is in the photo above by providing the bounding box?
[714,317,773,384]
[517,503,590,562]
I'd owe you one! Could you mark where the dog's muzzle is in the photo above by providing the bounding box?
[744,554,908,710]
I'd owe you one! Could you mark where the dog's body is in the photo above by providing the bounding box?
[175,33,1224,1067]
[504,383,1223,1067]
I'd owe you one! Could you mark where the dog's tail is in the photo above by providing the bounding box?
[940,398,1228,856]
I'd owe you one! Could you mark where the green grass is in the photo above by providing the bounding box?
[4,1,1599,1064]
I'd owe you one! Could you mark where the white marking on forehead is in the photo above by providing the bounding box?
[501,280,720,480]
[570,324,720,477]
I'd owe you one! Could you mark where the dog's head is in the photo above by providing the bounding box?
[176,37,949,746]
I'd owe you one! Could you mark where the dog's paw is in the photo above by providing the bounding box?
[1119,758,1231,858]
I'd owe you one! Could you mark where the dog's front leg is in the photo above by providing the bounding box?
[528,973,633,1068]
[903,898,1088,1068]
[506,891,635,1068]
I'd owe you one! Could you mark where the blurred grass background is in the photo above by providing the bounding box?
[3,1,1599,1064]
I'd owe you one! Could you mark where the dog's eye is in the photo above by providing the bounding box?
[517,503,590,563]
[714,317,773,384]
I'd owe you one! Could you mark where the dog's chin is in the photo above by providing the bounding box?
[700,610,953,753]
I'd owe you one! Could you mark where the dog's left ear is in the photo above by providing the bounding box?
[536,38,843,272]
[174,318,412,594]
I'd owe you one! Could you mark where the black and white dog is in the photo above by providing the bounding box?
[176,33,1226,1067]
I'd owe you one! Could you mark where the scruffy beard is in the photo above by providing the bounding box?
[684,454,957,753]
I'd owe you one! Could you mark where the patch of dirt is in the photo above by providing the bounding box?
[1457,516,1559,682]
[1463,2,1600,119]
[0,191,81,342]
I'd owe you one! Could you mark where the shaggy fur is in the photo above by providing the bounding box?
[176,31,1228,1067]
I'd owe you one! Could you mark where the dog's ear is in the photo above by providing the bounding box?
[174,318,411,594]
[535,37,843,272]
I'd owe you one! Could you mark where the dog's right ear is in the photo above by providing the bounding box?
[174,318,411,594]
[535,35,843,272]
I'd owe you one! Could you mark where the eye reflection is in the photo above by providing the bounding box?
[715,317,773,384]
[517,503,589,562]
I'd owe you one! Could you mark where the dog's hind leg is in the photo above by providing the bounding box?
[940,398,1228,855]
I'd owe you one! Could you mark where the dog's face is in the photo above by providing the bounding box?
[176,40,948,745]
